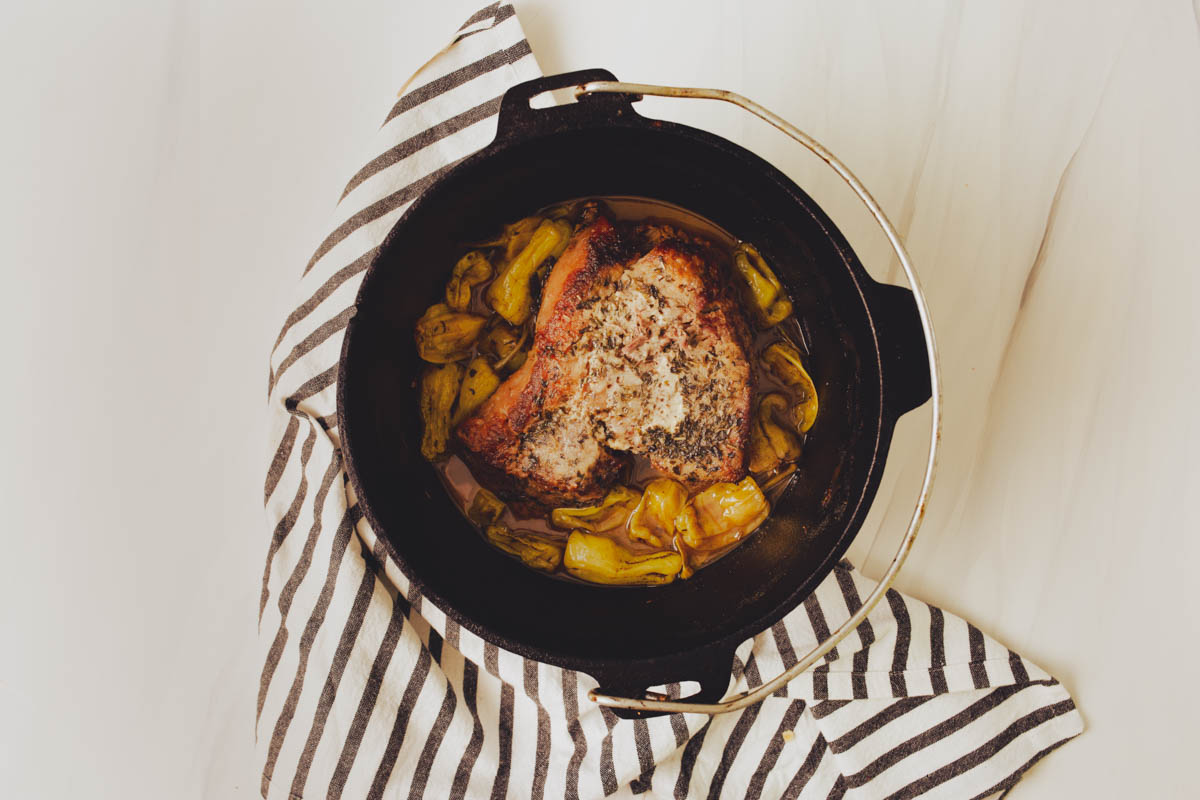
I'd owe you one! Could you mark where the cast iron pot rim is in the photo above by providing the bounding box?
[336,99,893,676]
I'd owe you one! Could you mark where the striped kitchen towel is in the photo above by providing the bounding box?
[259,4,1083,798]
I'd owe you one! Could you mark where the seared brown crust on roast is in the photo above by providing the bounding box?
[456,218,630,505]
[455,215,752,505]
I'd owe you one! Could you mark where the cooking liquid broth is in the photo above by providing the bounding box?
[432,196,812,581]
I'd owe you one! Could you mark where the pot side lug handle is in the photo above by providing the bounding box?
[868,282,933,420]
[586,648,736,720]
[493,69,642,143]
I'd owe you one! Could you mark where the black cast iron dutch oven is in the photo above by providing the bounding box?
[337,69,932,717]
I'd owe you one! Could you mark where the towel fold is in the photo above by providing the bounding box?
[259,4,1082,797]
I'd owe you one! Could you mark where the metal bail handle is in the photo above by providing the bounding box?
[572,80,944,716]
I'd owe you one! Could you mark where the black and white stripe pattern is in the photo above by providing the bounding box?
[259,5,1083,797]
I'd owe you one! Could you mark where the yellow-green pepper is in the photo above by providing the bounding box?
[480,319,529,372]
[676,476,770,552]
[445,250,493,312]
[761,341,818,433]
[672,533,700,580]
[419,362,463,461]
[487,219,571,325]
[541,201,578,221]
[468,488,506,526]
[486,523,563,571]
[748,392,803,474]
[628,478,688,547]
[452,356,501,426]
[550,486,641,533]
[477,215,543,265]
[563,531,683,586]
[544,199,599,226]
[733,243,792,327]
[414,303,486,363]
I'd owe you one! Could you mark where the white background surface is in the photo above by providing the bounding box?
[2,0,1198,797]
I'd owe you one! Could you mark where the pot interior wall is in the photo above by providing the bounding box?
[340,122,884,666]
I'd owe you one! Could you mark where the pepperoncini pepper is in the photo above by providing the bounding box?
[761,341,818,433]
[468,488,506,526]
[550,486,641,533]
[477,215,543,265]
[628,478,688,547]
[486,523,563,572]
[748,392,803,474]
[479,319,529,373]
[675,476,770,552]
[419,362,463,461]
[487,218,571,325]
[563,531,683,586]
[733,242,793,327]
[444,250,493,312]
[451,356,501,426]
[542,199,598,226]
[414,303,486,363]
[672,534,700,580]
